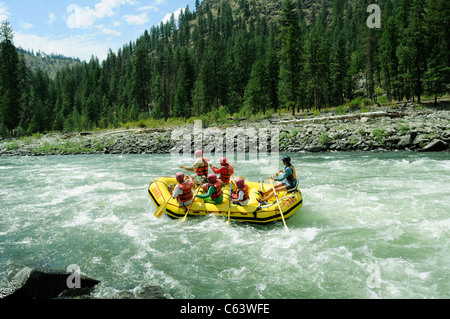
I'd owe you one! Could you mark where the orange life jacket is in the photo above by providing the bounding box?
[220,163,234,184]
[235,184,249,201]
[195,158,208,177]
[177,180,193,202]
[208,179,223,199]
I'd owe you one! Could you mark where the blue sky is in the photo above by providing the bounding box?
[1,0,197,62]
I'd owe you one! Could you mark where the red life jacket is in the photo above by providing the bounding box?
[235,184,249,201]
[208,179,223,199]
[220,164,234,184]
[176,180,193,202]
[195,158,208,177]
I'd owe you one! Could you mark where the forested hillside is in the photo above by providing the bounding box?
[0,0,449,136]
[18,48,82,79]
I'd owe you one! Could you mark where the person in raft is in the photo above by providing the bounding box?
[179,150,209,186]
[257,155,297,203]
[210,157,234,185]
[231,177,249,206]
[172,172,194,207]
[196,173,224,204]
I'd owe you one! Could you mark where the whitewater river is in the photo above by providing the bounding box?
[0,152,449,299]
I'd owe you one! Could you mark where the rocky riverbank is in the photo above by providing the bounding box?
[1,105,449,156]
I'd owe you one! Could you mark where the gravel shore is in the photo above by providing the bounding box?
[1,104,449,156]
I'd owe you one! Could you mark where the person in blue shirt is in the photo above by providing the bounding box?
[257,156,297,203]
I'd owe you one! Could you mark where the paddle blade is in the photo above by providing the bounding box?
[154,198,170,218]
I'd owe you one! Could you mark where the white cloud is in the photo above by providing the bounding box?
[101,27,122,36]
[48,12,56,25]
[0,2,10,21]
[138,5,159,12]
[14,31,110,62]
[20,21,34,30]
[66,0,136,29]
[161,8,183,24]
[66,4,96,29]
[123,13,149,26]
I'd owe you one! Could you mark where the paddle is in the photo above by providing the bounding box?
[181,177,205,222]
[226,179,233,225]
[269,178,289,232]
[154,196,170,218]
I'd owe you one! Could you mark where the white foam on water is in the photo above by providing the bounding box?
[2,153,449,299]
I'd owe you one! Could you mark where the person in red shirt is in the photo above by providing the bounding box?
[210,157,234,184]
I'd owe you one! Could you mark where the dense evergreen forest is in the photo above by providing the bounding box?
[0,0,449,137]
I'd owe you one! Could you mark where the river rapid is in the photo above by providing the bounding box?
[0,152,449,299]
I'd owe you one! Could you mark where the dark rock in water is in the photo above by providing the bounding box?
[1,267,100,299]
[306,144,325,152]
[419,139,448,152]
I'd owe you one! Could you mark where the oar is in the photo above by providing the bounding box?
[181,177,205,222]
[269,178,289,232]
[226,179,233,225]
[154,196,170,218]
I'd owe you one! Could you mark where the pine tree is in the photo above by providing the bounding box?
[379,15,399,102]
[278,0,302,115]
[328,0,348,106]
[243,59,269,115]
[17,51,32,129]
[0,21,21,134]
[29,68,50,133]
[329,32,347,107]
[402,0,427,103]
[266,22,280,111]
[364,27,380,102]
[227,31,253,114]
[424,0,450,105]
[173,48,195,118]
[132,41,151,115]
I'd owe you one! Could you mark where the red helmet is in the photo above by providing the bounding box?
[207,173,217,184]
[194,150,203,158]
[219,157,227,165]
[176,172,185,183]
[235,178,244,188]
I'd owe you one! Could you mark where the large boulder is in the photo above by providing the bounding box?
[1,267,100,299]
[419,139,448,152]
[396,134,412,149]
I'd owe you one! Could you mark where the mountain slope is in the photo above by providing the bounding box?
[18,48,82,78]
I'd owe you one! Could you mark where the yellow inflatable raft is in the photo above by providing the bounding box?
[148,177,303,224]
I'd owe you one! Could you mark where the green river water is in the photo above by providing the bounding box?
[0,152,449,299]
